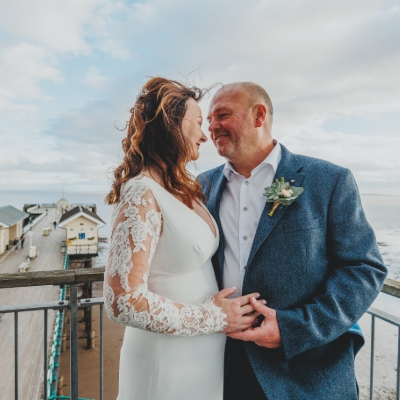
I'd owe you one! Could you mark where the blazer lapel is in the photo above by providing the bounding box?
[206,168,227,282]
[246,145,304,268]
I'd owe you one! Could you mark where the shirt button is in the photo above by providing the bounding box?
[243,236,248,240]
[245,181,249,185]
[243,207,248,211]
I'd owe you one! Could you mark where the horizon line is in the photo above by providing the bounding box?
[0,190,398,197]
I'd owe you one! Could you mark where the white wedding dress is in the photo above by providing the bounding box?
[104,175,227,400]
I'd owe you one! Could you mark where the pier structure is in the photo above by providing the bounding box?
[0,199,106,399]
[0,206,65,399]
[0,202,103,399]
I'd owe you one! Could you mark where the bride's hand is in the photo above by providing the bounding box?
[213,287,264,333]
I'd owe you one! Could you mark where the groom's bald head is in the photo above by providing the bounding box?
[214,82,273,126]
[207,81,275,176]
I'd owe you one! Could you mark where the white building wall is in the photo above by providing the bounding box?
[17,221,22,238]
[0,228,10,255]
[66,216,99,245]
[8,222,23,244]
[9,224,17,243]
[0,229,5,255]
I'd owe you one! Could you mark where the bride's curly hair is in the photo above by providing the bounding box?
[106,77,207,207]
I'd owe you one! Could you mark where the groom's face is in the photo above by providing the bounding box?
[207,88,257,163]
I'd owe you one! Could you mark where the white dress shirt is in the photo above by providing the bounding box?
[220,142,282,297]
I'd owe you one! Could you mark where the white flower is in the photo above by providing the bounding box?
[281,189,293,198]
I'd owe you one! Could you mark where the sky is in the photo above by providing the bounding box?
[0,0,399,194]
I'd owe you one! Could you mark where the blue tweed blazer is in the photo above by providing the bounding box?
[199,145,387,399]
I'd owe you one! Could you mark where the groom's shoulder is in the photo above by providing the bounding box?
[197,164,225,194]
[198,164,225,183]
[290,149,348,178]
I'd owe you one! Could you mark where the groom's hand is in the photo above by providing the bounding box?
[226,297,282,348]
[213,288,262,333]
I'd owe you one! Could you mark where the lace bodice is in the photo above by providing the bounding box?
[104,177,227,336]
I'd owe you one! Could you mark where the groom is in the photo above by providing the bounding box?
[199,82,387,399]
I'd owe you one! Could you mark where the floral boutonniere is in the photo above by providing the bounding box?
[263,177,304,216]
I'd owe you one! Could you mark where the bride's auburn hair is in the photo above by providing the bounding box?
[106,77,207,207]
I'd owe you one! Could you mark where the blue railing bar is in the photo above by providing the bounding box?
[44,309,48,400]
[48,396,95,400]
[46,308,65,397]
[370,315,375,400]
[70,283,79,400]
[397,326,400,400]
[0,301,69,314]
[47,253,69,399]
[64,254,69,271]
[14,312,18,400]
[367,306,400,327]
[100,304,103,400]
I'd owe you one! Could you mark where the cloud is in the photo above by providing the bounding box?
[0,0,131,111]
[0,170,89,190]
[84,66,108,89]
[0,43,61,109]
[0,0,399,194]
[0,0,102,53]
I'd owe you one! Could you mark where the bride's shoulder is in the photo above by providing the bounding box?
[120,175,155,203]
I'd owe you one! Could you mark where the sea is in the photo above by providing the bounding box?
[0,191,399,281]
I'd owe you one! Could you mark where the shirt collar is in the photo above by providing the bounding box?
[223,140,281,182]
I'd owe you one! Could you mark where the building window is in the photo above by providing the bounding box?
[79,233,85,240]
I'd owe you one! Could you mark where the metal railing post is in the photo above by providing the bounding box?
[14,312,18,400]
[100,304,104,400]
[370,315,375,400]
[43,309,48,400]
[396,327,400,400]
[70,283,79,400]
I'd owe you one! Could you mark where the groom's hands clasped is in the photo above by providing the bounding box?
[213,287,264,333]
[227,296,282,348]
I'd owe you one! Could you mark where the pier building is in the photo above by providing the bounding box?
[58,205,106,258]
[0,205,29,255]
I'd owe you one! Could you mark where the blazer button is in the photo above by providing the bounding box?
[243,236,248,240]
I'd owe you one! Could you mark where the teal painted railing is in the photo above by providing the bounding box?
[48,397,94,400]
[46,253,69,399]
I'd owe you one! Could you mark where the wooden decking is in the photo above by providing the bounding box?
[0,208,65,399]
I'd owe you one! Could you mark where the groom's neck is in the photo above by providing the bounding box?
[229,139,276,178]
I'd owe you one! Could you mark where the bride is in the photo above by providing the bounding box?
[104,77,261,399]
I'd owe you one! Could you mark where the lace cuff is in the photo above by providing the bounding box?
[104,283,227,336]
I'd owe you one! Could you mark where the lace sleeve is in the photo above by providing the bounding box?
[104,179,227,336]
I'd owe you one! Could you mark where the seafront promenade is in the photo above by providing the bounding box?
[0,208,65,399]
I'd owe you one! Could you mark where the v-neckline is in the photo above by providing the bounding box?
[139,175,218,239]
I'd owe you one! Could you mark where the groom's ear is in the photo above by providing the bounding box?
[254,104,267,128]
